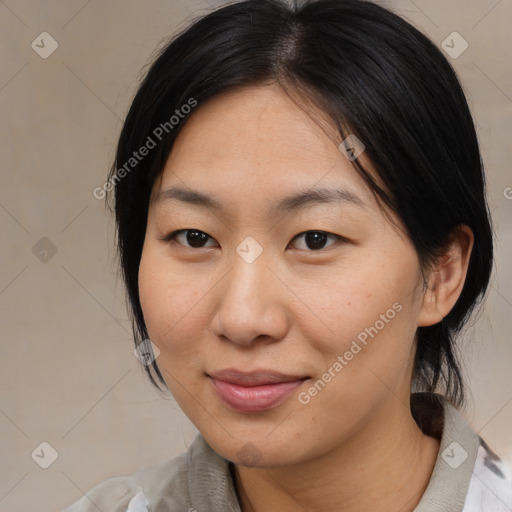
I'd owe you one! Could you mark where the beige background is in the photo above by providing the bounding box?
[0,1,511,511]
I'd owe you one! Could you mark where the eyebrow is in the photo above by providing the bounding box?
[155,185,365,214]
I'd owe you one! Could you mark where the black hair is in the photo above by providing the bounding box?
[107,0,493,407]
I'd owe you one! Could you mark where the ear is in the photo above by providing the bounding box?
[418,225,474,327]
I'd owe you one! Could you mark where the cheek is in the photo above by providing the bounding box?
[292,259,423,422]
[292,249,421,359]
[138,249,217,409]
[291,261,421,432]
[138,247,210,360]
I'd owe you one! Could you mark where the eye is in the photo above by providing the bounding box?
[160,229,344,252]
[160,229,218,249]
[289,230,343,251]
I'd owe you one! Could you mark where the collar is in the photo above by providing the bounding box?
[185,392,480,512]
[412,393,480,511]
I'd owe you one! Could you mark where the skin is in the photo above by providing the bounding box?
[138,83,473,512]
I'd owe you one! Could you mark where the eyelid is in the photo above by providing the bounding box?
[159,229,219,247]
[160,229,345,252]
[288,231,342,251]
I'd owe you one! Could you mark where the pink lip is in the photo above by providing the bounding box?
[208,369,309,412]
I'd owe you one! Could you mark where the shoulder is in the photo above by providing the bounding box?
[62,433,240,511]
[62,474,144,512]
[411,393,512,512]
[62,439,196,512]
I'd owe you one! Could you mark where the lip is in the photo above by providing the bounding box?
[207,369,309,412]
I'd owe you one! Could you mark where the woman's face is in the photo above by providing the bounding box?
[139,83,429,466]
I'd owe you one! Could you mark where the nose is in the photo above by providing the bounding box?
[211,251,290,347]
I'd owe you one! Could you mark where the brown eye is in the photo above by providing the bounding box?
[162,229,218,248]
[289,231,342,251]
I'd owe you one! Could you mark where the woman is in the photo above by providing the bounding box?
[64,0,511,510]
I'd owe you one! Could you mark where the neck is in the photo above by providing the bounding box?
[233,398,440,512]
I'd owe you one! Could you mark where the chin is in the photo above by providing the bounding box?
[200,428,308,468]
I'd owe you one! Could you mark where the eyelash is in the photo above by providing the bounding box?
[159,229,345,252]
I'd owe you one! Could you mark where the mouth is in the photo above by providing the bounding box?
[207,369,310,413]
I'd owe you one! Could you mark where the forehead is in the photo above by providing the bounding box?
[153,84,379,216]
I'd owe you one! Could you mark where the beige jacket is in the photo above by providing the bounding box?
[62,393,512,511]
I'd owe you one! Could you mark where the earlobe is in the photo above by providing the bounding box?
[418,274,443,326]
[417,225,474,327]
